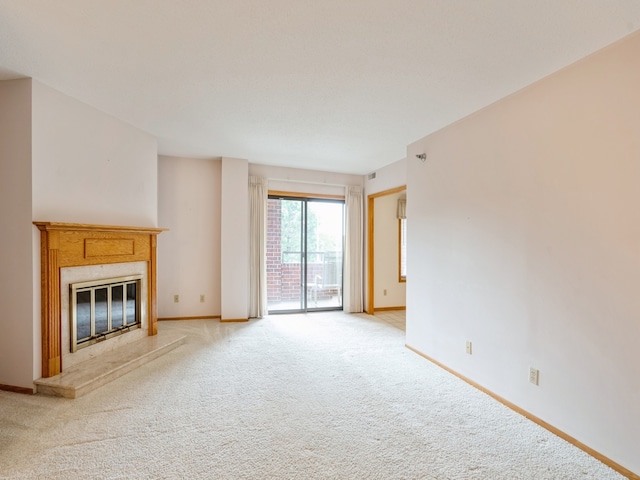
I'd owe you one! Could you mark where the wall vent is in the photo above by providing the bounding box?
[367,172,376,180]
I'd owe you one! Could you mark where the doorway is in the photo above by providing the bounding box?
[367,186,407,314]
[267,195,344,313]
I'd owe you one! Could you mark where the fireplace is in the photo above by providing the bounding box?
[34,222,165,378]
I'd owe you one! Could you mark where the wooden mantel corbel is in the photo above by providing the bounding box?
[33,222,166,378]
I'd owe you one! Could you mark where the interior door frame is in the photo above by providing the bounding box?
[366,185,407,314]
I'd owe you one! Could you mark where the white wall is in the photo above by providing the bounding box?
[373,191,406,309]
[406,32,640,474]
[221,158,249,320]
[364,158,407,196]
[157,156,222,318]
[0,79,34,389]
[31,80,158,226]
[249,163,363,196]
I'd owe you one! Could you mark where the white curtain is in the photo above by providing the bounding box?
[249,176,268,318]
[397,197,406,219]
[343,184,363,313]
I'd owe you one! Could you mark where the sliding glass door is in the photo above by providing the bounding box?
[267,196,344,313]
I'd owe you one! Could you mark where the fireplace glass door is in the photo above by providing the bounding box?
[71,275,142,352]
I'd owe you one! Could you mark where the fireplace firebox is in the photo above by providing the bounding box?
[70,275,143,352]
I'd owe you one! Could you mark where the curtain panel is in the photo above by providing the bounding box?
[248,176,268,318]
[343,184,364,313]
[397,197,407,219]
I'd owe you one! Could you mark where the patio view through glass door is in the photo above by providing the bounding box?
[267,195,344,313]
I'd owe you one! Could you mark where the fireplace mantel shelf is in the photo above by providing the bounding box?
[34,221,167,234]
[34,221,167,378]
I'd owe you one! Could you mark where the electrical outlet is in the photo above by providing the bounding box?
[529,367,539,386]
[200,294,205,303]
[465,341,472,355]
[173,295,179,303]
[383,289,387,296]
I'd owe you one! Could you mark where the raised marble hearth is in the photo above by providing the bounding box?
[35,331,186,399]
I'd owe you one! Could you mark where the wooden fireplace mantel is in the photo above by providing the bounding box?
[34,222,166,378]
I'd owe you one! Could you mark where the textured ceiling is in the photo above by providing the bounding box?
[1,1,639,174]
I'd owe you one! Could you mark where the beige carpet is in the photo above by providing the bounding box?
[0,312,625,479]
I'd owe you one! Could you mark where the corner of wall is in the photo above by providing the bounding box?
[0,78,35,388]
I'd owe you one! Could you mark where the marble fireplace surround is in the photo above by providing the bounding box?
[34,222,165,378]
[62,262,148,369]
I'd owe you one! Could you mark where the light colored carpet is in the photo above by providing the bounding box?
[0,312,624,479]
